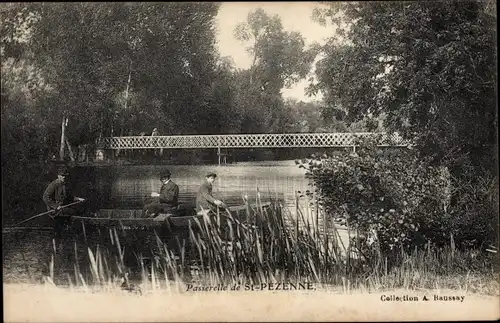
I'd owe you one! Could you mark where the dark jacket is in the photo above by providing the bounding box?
[43,179,74,210]
[159,180,179,207]
[195,180,216,211]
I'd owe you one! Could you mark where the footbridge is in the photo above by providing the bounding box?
[97,132,409,150]
[95,132,410,163]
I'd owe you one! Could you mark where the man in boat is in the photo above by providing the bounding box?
[196,172,226,214]
[143,170,179,217]
[43,166,85,237]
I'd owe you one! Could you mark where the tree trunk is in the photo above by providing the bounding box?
[98,112,104,141]
[59,116,68,161]
[117,60,133,158]
[122,60,132,136]
[250,36,258,85]
[65,138,76,162]
[124,59,132,111]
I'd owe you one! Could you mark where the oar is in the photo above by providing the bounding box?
[10,200,85,227]
[3,227,54,233]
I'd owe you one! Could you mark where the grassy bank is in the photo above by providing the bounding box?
[43,198,498,296]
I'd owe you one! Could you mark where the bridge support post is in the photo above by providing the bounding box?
[217,146,228,165]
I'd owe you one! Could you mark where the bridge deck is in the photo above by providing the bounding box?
[97,132,409,149]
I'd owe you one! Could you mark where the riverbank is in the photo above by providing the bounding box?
[4,283,498,322]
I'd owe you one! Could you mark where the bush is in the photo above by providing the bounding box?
[300,137,457,252]
[447,170,498,248]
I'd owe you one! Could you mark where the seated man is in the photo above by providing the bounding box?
[43,166,85,238]
[195,172,226,214]
[143,170,179,218]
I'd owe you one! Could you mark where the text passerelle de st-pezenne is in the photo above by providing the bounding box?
[186,282,316,292]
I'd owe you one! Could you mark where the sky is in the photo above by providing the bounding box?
[215,2,333,102]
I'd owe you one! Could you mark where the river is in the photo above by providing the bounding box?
[3,161,315,284]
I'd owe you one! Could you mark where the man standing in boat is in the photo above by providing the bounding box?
[196,172,226,214]
[143,170,179,217]
[43,166,85,237]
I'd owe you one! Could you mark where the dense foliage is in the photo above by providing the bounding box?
[300,137,497,251]
[1,4,326,165]
[2,3,224,146]
[310,0,497,176]
[306,0,497,251]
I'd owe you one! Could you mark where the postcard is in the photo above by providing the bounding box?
[2,2,498,322]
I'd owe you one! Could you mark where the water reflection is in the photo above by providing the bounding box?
[95,163,309,209]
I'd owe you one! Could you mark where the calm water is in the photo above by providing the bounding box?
[97,161,309,208]
[3,161,311,284]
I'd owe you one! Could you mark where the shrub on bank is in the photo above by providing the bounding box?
[300,137,496,251]
[447,170,498,248]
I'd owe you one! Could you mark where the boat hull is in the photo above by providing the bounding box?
[73,202,272,230]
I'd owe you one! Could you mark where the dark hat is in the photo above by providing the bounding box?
[160,169,171,179]
[205,172,217,178]
[57,167,70,176]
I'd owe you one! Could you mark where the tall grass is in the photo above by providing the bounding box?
[46,197,499,295]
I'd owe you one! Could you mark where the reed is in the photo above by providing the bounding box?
[45,197,498,295]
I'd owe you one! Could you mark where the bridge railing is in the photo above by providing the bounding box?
[97,132,410,149]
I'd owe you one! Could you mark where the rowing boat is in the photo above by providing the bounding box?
[72,202,272,230]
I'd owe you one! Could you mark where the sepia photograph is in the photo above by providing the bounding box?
[2,1,498,322]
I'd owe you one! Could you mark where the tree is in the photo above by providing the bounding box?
[284,99,326,132]
[233,8,318,134]
[1,3,225,152]
[310,1,497,177]
[308,1,498,249]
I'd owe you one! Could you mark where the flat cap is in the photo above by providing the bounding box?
[160,169,171,179]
